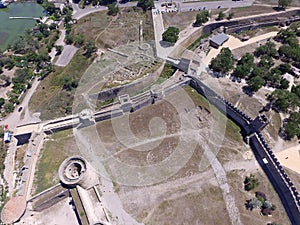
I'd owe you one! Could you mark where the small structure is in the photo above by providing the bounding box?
[209,33,229,48]
[78,109,95,128]
[4,132,10,143]
[252,115,269,132]
[119,94,132,113]
[59,156,99,190]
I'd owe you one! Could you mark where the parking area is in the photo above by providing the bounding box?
[153,2,178,15]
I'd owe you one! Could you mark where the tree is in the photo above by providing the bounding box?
[107,3,119,16]
[209,47,234,74]
[4,103,14,113]
[245,198,262,210]
[194,10,210,27]
[255,41,277,58]
[49,23,57,30]
[162,27,180,44]
[74,34,85,47]
[244,174,260,191]
[279,78,289,89]
[278,63,291,74]
[137,0,154,11]
[62,76,78,91]
[227,12,234,20]
[284,112,300,139]
[55,45,63,55]
[217,11,225,21]
[0,98,5,107]
[291,84,300,97]
[278,0,292,9]
[247,76,264,92]
[83,41,97,58]
[271,89,299,111]
[42,1,56,15]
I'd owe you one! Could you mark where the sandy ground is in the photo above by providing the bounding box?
[276,145,300,174]
[203,32,278,65]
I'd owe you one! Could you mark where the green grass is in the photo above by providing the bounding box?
[184,86,242,142]
[29,50,95,120]
[33,130,76,194]
[187,34,209,51]
[159,63,177,80]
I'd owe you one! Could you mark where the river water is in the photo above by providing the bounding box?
[0,2,44,50]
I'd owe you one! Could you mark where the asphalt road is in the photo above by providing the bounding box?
[177,0,254,11]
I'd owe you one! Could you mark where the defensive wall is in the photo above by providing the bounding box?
[186,75,300,225]
[28,184,70,212]
[179,9,300,50]
[13,73,300,224]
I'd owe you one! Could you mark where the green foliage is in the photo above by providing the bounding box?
[247,76,264,92]
[259,55,274,69]
[271,89,300,112]
[217,11,225,21]
[49,23,57,30]
[255,41,277,58]
[83,41,97,58]
[107,3,119,16]
[245,198,262,210]
[4,102,14,113]
[74,34,85,47]
[62,76,78,91]
[0,98,5,108]
[65,35,74,45]
[278,0,292,9]
[232,53,254,78]
[291,84,300,97]
[271,89,299,111]
[162,27,180,44]
[244,174,259,191]
[227,12,234,20]
[160,63,176,79]
[209,48,234,73]
[137,0,154,11]
[279,78,289,89]
[284,112,300,139]
[0,141,7,174]
[194,11,210,27]
[278,63,291,74]
[55,45,63,55]
[42,1,57,15]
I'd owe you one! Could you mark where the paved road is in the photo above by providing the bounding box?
[1,77,41,197]
[55,45,78,67]
[0,77,41,131]
[178,0,254,12]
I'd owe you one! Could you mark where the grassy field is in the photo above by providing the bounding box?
[184,86,243,142]
[32,130,79,195]
[29,50,95,120]
[227,170,290,225]
[29,9,154,120]
[73,8,154,49]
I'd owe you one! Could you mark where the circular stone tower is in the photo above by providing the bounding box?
[58,156,99,189]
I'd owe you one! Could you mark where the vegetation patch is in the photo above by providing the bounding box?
[33,130,79,194]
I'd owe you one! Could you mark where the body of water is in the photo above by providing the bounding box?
[0,2,44,50]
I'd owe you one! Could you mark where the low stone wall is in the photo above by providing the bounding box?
[29,184,70,212]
